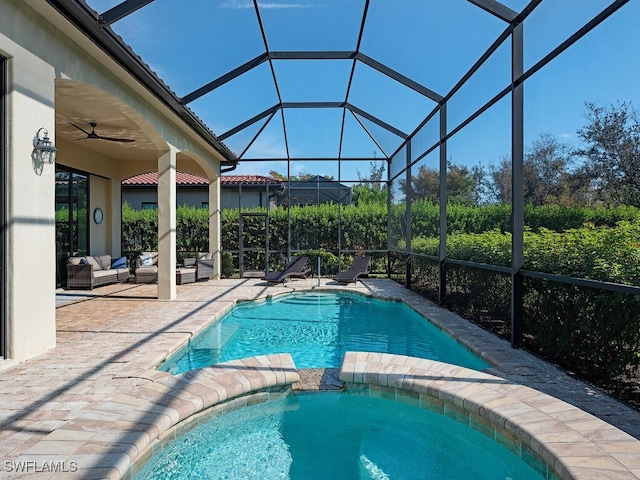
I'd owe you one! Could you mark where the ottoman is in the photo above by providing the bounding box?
[176,267,196,285]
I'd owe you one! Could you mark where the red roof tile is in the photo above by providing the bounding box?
[122,172,282,186]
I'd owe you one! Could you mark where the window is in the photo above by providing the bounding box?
[142,202,158,210]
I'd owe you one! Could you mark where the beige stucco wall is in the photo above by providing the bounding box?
[1,0,58,361]
[90,176,109,256]
[0,0,225,363]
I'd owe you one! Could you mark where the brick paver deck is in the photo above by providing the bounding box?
[0,278,638,479]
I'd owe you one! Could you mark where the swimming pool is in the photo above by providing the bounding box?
[133,392,544,480]
[161,291,489,374]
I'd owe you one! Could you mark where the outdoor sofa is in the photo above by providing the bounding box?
[66,254,130,290]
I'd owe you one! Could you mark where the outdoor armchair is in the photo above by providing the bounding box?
[135,251,159,284]
[183,252,214,281]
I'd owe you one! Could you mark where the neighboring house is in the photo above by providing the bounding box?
[122,173,284,210]
[277,175,352,206]
[122,173,352,209]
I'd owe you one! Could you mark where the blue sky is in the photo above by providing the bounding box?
[87,0,639,181]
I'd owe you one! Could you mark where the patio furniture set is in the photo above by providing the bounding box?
[66,252,214,289]
[66,252,368,290]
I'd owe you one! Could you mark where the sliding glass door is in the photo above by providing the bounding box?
[55,166,89,287]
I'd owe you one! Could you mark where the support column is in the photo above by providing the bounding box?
[511,24,525,347]
[405,141,412,289]
[439,103,448,306]
[108,178,122,257]
[209,177,221,279]
[158,147,177,300]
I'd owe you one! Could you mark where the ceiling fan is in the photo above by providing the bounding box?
[70,122,135,143]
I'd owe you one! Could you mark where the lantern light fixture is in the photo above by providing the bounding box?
[33,128,57,164]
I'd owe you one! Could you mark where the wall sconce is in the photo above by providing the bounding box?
[33,128,57,164]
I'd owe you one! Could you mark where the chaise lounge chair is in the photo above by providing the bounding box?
[333,255,371,284]
[261,256,309,283]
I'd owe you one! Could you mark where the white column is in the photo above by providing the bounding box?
[109,178,122,257]
[158,147,177,300]
[209,177,221,279]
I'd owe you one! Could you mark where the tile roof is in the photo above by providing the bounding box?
[122,172,283,186]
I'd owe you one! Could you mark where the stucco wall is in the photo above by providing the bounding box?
[1,0,58,360]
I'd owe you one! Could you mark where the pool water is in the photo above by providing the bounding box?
[133,393,544,480]
[161,292,489,373]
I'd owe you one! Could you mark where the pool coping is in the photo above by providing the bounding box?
[340,351,640,480]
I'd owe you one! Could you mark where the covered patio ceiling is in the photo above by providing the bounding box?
[49,0,530,178]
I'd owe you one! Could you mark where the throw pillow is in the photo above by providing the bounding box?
[80,258,89,265]
[140,254,153,266]
[111,256,127,269]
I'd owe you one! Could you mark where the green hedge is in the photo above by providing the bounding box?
[409,221,640,285]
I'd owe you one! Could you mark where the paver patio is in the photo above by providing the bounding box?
[1,278,639,479]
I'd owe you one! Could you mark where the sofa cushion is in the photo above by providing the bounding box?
[93,270,116,279]
[68,257,85,266]
[136,265,158,274]
[111,256,127,269]
[98,255,112,270]
[85,256,102,271]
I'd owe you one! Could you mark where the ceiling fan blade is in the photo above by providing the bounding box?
[95,135,135,143]
[70,122,135,142]
[69,122,90,135]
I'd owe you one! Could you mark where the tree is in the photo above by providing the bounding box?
[269,170,287,181]
[447,163,485,206]
[354,161,388,205]
[487,155,511,204]
[575,101,640,206]
[525,133,576,205]
[400,161,485,206]
[408,164,439,203]
[268,170,334,181]
[487,134,577,206]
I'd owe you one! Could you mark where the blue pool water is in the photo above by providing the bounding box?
[133,393,544,480]
[161,291,489,373]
